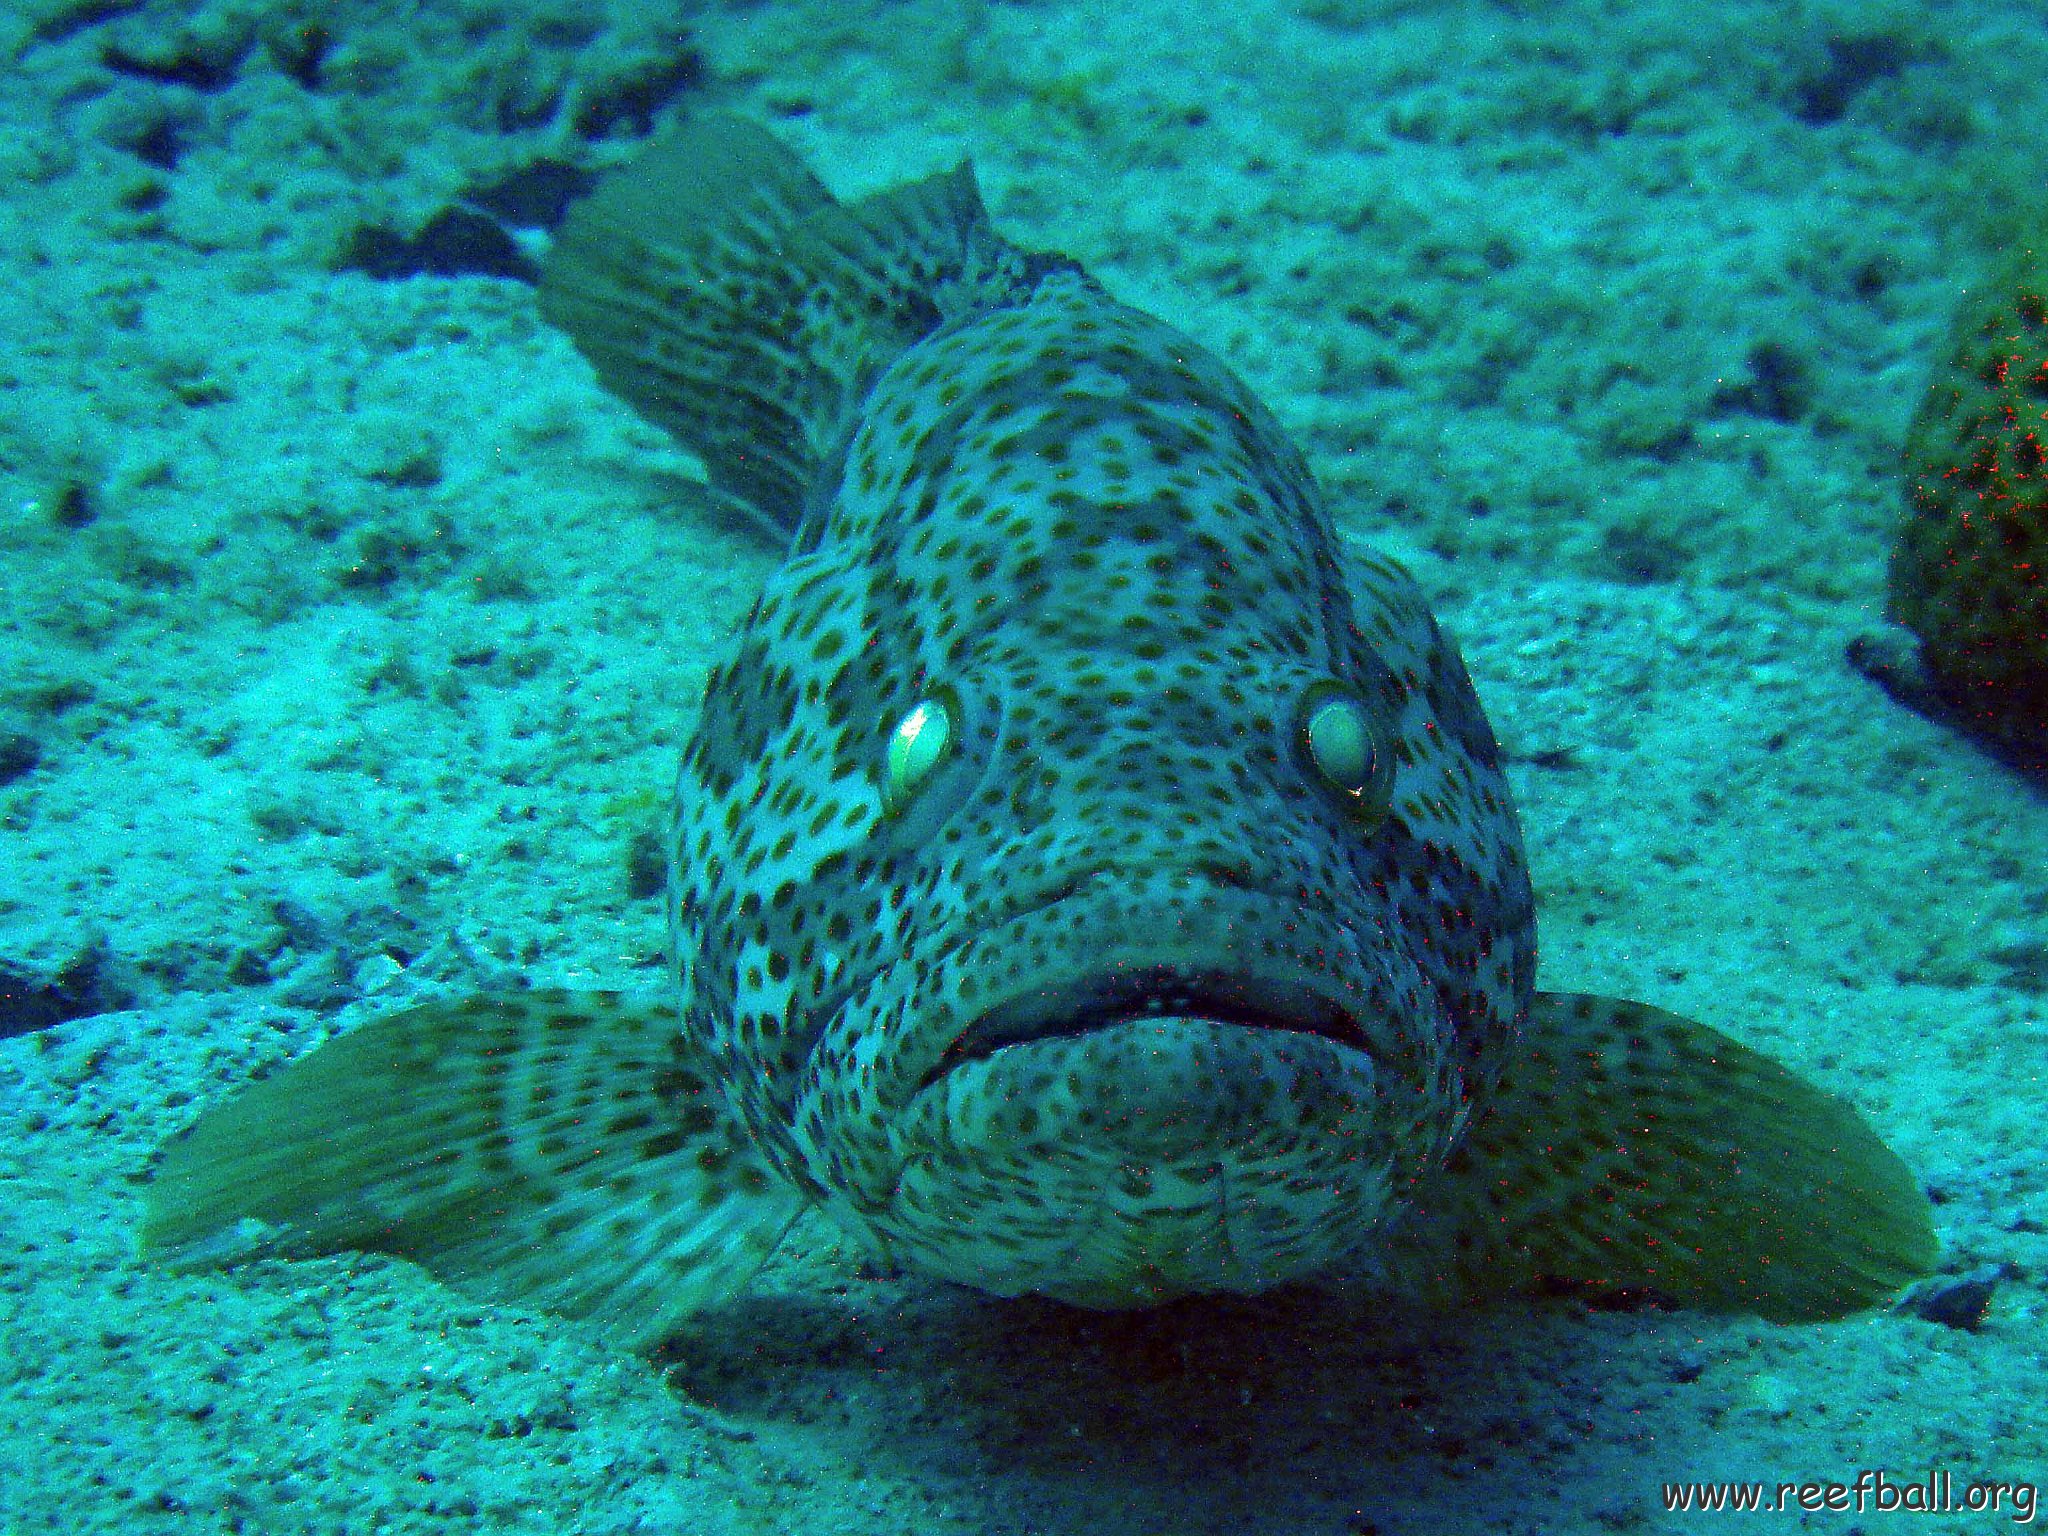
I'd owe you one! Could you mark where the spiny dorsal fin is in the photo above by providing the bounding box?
[540,115,1031,539]
[1384,991,1937,1322]
[825,157,1041,328]
[142,990,804,1349]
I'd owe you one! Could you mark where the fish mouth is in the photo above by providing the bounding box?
[918,964,1374,1095]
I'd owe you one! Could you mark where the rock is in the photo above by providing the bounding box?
[1903,1265,2004,1331]
[0,939,139,1039]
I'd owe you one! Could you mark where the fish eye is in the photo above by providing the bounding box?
[884,695,954,814]
[1298,684,1387,815]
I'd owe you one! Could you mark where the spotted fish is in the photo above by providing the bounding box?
[144,118,1935,1346]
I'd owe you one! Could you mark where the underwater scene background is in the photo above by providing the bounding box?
[1,0,2044,1531]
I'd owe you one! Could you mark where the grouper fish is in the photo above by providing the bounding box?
[143,117,1936,1347]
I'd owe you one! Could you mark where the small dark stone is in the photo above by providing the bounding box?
[50,480,98,528]
[0,940,137,1039]
[1904,1266,2002,1331]
[340,208,536,284]
[22,681,92,718]
[128,113,188,172]
[1741,340,1814,422]
[625,829,667,901]
[339,224,411,280]
[0,733,41,785]
[103,31,249,93]
[33,0,142,46]
[1708,340,1814,422]
[408,208,535,282]
[0,963,68,1038]
[1792,31,1917,125]
[1851,256,1894,300]
[266,20,330,89]
[572,46,705,139]
[1664,1346,1707,1384]
[463,160,596,229]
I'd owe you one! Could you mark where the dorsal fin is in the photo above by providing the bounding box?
[540,115,1036,540]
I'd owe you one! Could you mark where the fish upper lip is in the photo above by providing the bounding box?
[916,960,1375,1096]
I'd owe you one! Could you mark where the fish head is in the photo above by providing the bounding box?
[673,281,1535,1305]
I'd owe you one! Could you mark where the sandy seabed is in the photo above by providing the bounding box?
[2,0,2043,1531]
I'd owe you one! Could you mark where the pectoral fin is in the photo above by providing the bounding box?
[1386,991,1937,1322]
[142,990,804,1348]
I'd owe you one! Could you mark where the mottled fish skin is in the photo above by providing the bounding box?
[670,262,1534,1303]
[142,119,1934,1339]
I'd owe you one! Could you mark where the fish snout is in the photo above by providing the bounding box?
[791,869,1464,1300]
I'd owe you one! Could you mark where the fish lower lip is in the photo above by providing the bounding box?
[920,965,1370,1093]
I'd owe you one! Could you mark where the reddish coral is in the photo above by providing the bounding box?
[1889,244,2048,758]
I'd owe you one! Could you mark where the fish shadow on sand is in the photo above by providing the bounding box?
[653,1278,1673,1497]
